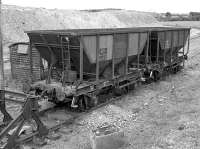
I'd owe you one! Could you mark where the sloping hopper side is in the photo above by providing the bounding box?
[157,30,189,63]
[27,33,147,77]
[81,33,147,76]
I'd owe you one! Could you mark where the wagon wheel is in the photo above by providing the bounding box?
[77,96,85,112]
[153,70,161,82]
[83,95,90,110]
[172,65,181,74]
[162,67,170,79]
[112,87,123,96]
[124,86,129,93]
[161,68,168,80]
[121,85,129,94]
[177,65,183,72]
[172,66,177,74]
[129,83,136,91]
[122,87,128,94]
[77,95,92,111]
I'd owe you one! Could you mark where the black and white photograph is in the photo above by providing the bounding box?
[0,0,199,148]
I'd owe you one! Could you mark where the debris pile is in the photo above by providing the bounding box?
[80,104,137,130]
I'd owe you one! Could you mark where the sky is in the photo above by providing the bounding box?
[2,0,200,13]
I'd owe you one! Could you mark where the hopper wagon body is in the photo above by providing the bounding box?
[24,27,190,110]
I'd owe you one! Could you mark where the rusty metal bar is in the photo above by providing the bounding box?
[5,90,27,98]
[170,31,174,68]
[177,30,181,67]
[156,34,160,63]
[0,1,13,124]
[112,34,115,79]
[186,29,190,55]
[177,30,180,49]
[83,72,96,76]
[29,40,33,81]
[125,33,129,74]
[0,90,12,123]
[163,31,166,65]
[60,36,65,72]
[149,32,152,64]
[96,35,100,82]
[0,96,48,148]
[145,32,150,65]
[33,42,80,48]
[0,0,3,90]
[183,29,190,67]
[80,36,84,81]
[137,33,141,70]
[182,30,186,67]
[0,114,22,139]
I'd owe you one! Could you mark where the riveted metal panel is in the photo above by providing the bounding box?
[83,36,96,63]
[128,33,147,56]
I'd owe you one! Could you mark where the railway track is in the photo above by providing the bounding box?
[0,88,127,148]
[19,94,125,144]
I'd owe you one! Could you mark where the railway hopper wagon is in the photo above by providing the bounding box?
[142,28,190,81]
[25,27,190,110]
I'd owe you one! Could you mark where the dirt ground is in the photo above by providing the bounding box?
[1,22,200,149]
